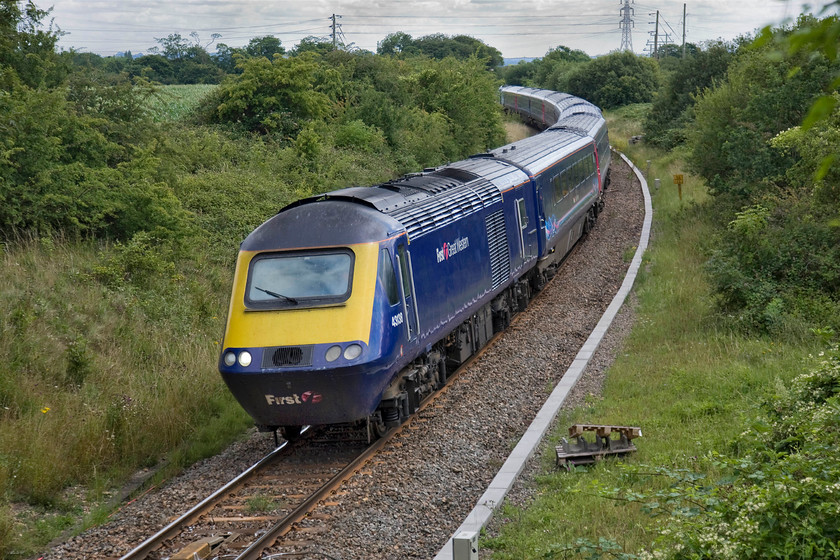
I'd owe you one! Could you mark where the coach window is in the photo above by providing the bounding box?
[378,248,399,306]
[551,175,562,206]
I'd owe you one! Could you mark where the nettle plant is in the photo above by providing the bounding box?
[590,344,840,560]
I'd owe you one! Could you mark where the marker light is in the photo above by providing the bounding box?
[343,344,362,360]
[325,345,342,362]
[224,352,236,367]
[238,351,252,367]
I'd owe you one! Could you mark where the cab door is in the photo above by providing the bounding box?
[513,185,539,264]
[396,243,419,342]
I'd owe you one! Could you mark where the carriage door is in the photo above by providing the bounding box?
[396,243,419,341]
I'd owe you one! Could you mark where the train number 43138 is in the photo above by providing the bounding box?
[391,312,404,328]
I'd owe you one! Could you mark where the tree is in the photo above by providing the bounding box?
[497,59,536,86]
[290,36,334,56]
[214,43,245,74]
[201,55,331,136]
[766,4,840,130]
[245,36,285,59]
[0,0,68,88]
[378,32,416,56]
[644,41,735,148]
[378,32,502,69]
[151,33,190,60]
[412,33,503,69]
[687,17,836,199]
[689,16,840,335]
[124,54,175,83]
[139,34,223,83]
[565,51,660,109]
[527,45,591,91]
[408,56,506,158]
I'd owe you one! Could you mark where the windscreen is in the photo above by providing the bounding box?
[245,250,354,308]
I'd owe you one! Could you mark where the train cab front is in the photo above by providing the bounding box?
[218,199,406,437]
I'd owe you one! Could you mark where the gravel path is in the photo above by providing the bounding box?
[41,155,643,560]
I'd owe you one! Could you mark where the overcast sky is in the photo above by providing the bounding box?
[45,0,831,59]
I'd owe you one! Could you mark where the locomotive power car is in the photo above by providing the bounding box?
[219,87,611,440]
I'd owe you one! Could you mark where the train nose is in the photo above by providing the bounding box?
[218,342,393,426]
[220,365,386,427]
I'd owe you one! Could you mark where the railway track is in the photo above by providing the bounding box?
[117,425,370,560]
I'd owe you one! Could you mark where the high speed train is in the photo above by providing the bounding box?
[218,87,610,440]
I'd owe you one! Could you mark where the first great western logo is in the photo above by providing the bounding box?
[435,236,470,263]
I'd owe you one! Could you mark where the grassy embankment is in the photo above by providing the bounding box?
[483,104,822,557]
[0,84,262,558]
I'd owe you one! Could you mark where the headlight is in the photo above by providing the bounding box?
[343,344,362,360]
[238,351,252,367]
[223,352,236,367]
[325,345,342,362]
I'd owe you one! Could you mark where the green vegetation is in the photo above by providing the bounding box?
[484,102,835,560]
[145,83,217,122]
[377,32,504,70]
[245,493,280,514]
[485,11,840,560]
[642,41,735,149]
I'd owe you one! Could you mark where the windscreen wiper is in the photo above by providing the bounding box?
[254,286,298,304]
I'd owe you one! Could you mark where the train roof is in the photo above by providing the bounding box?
[281,166,512,241]
[241,199,402,251]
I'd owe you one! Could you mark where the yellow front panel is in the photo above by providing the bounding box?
[222,242,378,348]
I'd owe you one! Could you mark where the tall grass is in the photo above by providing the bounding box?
[483,108,821,558]
[0,234,252,556]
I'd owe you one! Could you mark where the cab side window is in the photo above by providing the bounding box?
[378,249,399,306]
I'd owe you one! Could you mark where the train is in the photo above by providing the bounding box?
[218,87,611,440]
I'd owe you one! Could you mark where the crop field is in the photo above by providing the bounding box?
[145,84,217,122]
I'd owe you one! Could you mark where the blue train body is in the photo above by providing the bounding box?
[219,87,611,438]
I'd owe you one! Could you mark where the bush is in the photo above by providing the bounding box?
[200,55,331,136]
[566,51,660,109]
[0,68,192,241]
[689,17,840,337]
[641,345,840,559]
[643,42,735,149]
[334,119,385,152]
[706,199,840,335]
[408,56,506,159]
[687,19,836,200]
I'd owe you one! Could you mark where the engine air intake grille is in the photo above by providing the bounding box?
[262,346,313,368]
[486,210,510,290]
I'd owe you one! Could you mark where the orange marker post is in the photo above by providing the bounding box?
[673,174,684,201]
